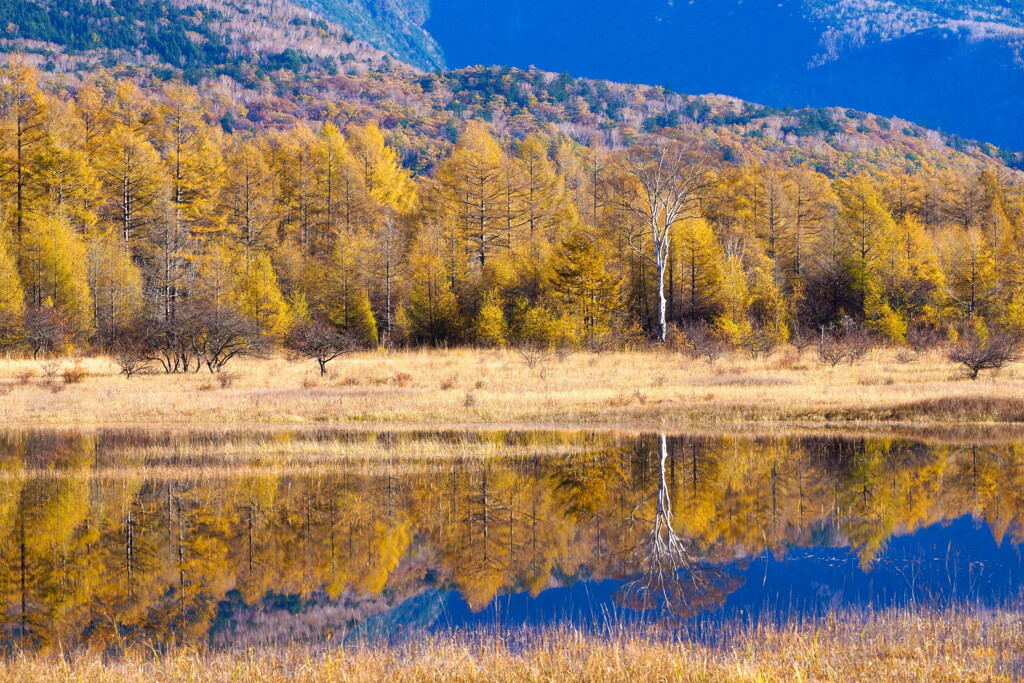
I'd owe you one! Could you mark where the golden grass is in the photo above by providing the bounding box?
[3,347,1024,430]
[0,431,594,481]
[3,606,1021,682]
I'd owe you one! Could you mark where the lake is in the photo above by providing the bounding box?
[2,428,1023,651]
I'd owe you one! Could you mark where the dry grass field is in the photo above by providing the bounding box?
[2,347,1024,429]
[3,606,1021,682]
[4,351,1024,681]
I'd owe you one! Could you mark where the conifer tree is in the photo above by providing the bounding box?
[474,292,508,347]
[19,214,93,339]
[548,230,620,343]
[232,252,292,341]
[0,235,25,346]
[87,230,143,346]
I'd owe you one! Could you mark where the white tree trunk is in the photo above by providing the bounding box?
[657,256,669,343]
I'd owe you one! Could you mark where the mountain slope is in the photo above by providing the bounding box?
[425,0,1024,149]
[296,0,442,70]
[0,0,393,79]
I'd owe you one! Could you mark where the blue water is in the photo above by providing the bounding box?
[357,516,1024,639]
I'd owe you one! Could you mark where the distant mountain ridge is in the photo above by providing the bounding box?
[425,0,1024,149]
[3,0,1024,150]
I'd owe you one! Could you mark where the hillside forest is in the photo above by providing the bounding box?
[0,61,1023,367]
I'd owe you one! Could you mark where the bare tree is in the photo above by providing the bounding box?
[24,306,70,359]
[949,330,1021,379]
[287,319,359,376]
[114,337,153,379]
[370,210,407,348]
[612,138,716,342]
[678,320,727,364]
[200,309,264,373]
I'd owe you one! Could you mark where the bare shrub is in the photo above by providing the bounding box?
[773,352,800,370]
[948,331,1021,379]
[439,376,457,390]
[907,325,945,353]
[391,372,413,387]
[817,324,874,367]
[463,391,478,408]
[114,339,153,379]
[61,361,88,384]
[39,359,64,380]
[790,326,815,358]
[678,320,727,364]
[287,320,359,376]
[146,307,263,374]
[843,327,873,366]
[217,372,237,389]
[817,333,847,368]
[895,349,916,365]
[517,344,554,375]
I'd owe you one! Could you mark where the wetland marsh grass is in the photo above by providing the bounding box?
[2,347,1024,429]
[2,604,1021,681]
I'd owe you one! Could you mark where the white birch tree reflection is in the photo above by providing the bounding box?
[616,434,741,618]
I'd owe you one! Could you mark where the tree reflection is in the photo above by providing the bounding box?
[616,435,742,618]
[1,429,1024,650]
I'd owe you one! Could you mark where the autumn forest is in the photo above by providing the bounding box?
[0,60,1022,368]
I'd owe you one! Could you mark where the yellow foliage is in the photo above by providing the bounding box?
[474,292,508,347]
[0,235,26,344]
[232,252,293,340]
[21,214,94,338]
[347,121,417,213]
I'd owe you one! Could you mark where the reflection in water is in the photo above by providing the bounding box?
[616,435,742,618]
[1,429,1023,651]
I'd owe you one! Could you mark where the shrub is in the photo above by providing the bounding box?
[114,339,153,379]
[61,362,88,385]
[948,330,1021,379]
[817,333,847,368]
[906,325,945,352]
[287,320,359,376]
[677,320,727,364]
[844,327,873,366]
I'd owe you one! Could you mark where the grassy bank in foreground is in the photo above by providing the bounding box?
[3,606,1020,682]
[3,348,1024,428]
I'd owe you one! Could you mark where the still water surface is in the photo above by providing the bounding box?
[1,429,1022,650]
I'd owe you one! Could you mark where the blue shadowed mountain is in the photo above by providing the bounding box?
[425,0,1024,149]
